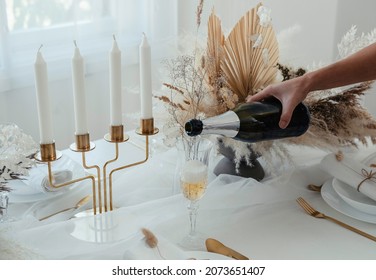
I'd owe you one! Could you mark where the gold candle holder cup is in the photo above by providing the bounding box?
[35,142,62,162]
[70,133,96,152]
[136,118,159,136]
[104,125,129,143]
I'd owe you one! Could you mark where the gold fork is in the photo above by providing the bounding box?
[296,197,376,242]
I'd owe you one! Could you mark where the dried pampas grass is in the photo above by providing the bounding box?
[267,62,376,151]
[141,228,165,259]
[302,82,376,148]
[196,0,205,28]
[142,228,158,248]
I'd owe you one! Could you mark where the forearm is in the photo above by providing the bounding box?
[304,42,376,91]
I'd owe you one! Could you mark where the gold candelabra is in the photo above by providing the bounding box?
[35,118,158,215]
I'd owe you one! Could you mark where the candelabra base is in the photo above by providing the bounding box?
[73,206,118,218]
[69,209,139,244]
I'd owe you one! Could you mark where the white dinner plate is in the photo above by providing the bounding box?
[361,151,376,166]
[321,179,376,224]
[8,179,83,204]
[7,178,39,196]
[22,185,91,221]
[7,155,86,203]
[8,189,63,204]
[332,178,376,215]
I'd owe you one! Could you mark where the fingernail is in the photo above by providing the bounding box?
[279,121,287,129]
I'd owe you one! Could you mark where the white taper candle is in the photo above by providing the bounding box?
[34,46,54,144]
[139,33,153,119]
[72,41,88,135]
[109,35,123,126]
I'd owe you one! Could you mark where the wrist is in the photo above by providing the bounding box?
[301,71,315,92]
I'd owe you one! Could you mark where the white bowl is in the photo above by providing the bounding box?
[332,178,376,215]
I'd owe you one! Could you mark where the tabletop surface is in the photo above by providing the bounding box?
[2,133,376,260]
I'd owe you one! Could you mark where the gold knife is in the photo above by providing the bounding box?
[205,238,249,260]
[39,195,91,221]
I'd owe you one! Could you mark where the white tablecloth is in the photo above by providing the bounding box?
[2,134,376,260]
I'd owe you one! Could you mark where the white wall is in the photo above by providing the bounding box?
[0,94,6,121]
[334,0,376,55]
[334,0,376,118]
[180,0,338,67]
[2,0,376,149]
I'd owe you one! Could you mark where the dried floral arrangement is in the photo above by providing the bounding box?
[157,1,376,171]
[159,2,277,127]
[0,123,38,187]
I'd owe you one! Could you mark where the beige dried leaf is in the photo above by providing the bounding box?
[207,10,224,85]
[221,2,279,101]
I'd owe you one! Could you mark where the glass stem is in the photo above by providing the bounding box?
[188,200,199,236]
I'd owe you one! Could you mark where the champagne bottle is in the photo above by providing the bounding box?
[185,97,310,143]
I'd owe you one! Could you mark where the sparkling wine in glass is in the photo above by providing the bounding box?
[179,137,212,250]
[181,160,208,202]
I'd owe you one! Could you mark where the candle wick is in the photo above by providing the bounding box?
[142,32,146,38]
[38,44,43,52]
[74,40,77,48]
[113,34,116,42]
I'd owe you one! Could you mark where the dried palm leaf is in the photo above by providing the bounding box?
[221,2,279,101]
[206,9,224,87]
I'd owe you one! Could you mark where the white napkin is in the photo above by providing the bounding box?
[22,185,92,224]
[321,153,376,201]
[23,155,84,194]
[123,234,187,260]
[29,169,72,193]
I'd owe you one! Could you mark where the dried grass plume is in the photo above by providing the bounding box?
[141,228,158,248]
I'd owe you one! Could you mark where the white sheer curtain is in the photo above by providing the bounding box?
[0,0,179,148]
[0,0,178,93]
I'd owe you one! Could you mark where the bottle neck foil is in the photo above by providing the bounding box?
[201,111,240,138]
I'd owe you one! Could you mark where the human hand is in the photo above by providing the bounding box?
[246,76,310,128]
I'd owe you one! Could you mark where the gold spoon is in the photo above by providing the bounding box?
[205,238,249,260]
[39,195,91,221]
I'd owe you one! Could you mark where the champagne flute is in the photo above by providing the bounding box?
[179,137,212,250]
